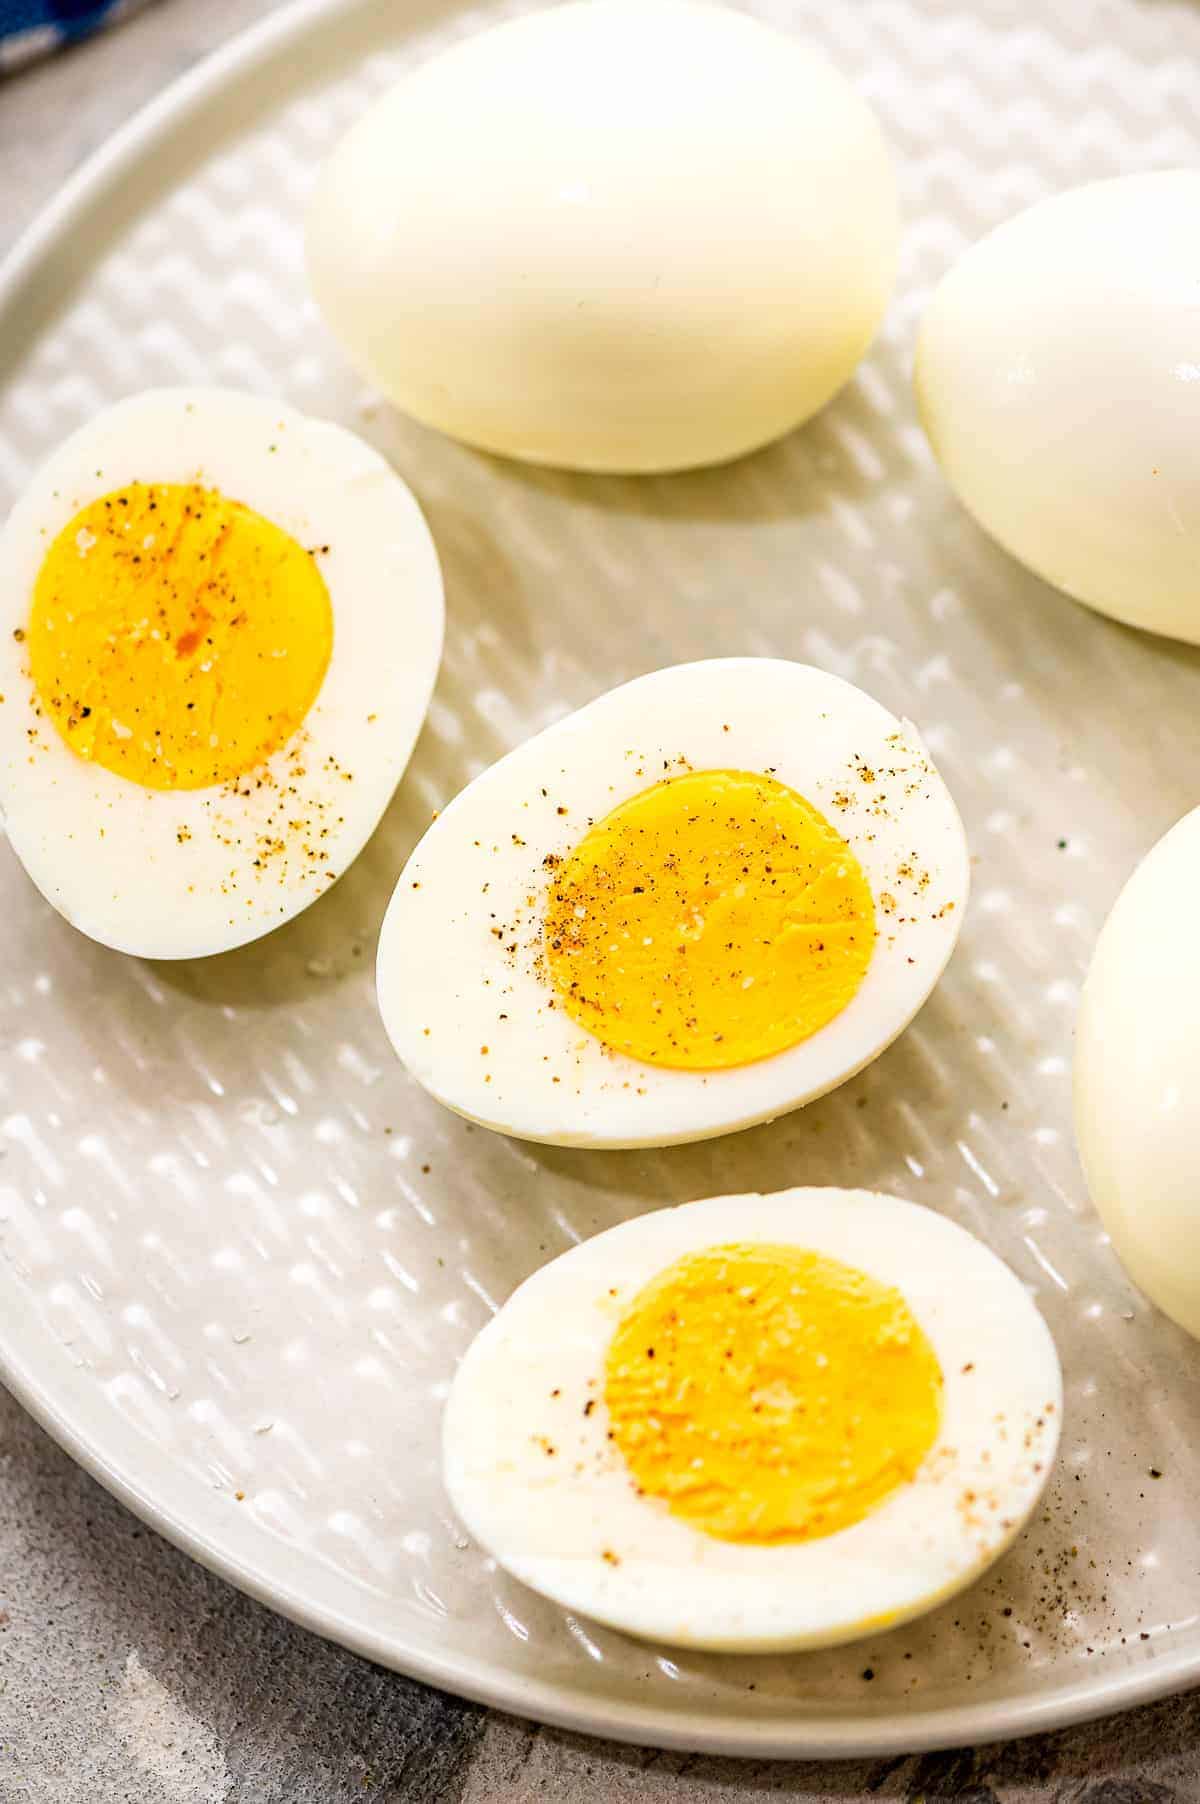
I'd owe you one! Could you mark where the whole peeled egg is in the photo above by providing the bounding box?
[306,0,897,473]
[1075,807,1200,1338]
[917,171,1200,643]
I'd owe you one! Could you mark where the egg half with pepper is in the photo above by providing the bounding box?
[377,660,968,1148]
[0,388,443,957]
[445,1188,1062,1652]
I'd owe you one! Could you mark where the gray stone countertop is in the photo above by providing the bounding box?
[2,4,1199,1799]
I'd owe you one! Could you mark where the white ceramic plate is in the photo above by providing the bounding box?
[3,0,1200,1759]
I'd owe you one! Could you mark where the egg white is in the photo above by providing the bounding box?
[0,388,443,958]
[377,660,969,1148]
[307,0,897,473]
[1075,805,1200,1339]
[443,1187,1063,1654]
[917,171,1200,643]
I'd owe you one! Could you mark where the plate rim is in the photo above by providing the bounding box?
[0,0,1193,1758]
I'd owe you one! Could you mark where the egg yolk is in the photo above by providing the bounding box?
[544,769,874,1069]
[27,482,333,790]
[604,1243,943,1544]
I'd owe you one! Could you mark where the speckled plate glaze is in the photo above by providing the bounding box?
[2,0,1200,1759]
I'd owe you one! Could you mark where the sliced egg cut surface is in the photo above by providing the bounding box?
[543,767,876,1070]
[27,481,334,791]
[377,660,968,1149]
[603,1239,942,1544]
[443,1188,1063,1653]
[0,389,444,958]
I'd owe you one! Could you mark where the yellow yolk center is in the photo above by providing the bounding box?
[604,1243,943,1544]
[27,482,333,790]
[544,769,875,1069]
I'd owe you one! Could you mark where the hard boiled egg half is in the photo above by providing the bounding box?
[445,1188,1062,1652]
[0,389,443,957]
[377,660,968,1148]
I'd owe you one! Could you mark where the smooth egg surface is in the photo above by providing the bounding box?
[307,0,897,473]
[1075,806,1200,1339]
[0,388,443,958]
[444,1188,1062,1652]
[377,660,968,1148]
[917,170,1200,643]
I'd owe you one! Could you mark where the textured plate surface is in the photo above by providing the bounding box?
[2,0,1200,1759]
